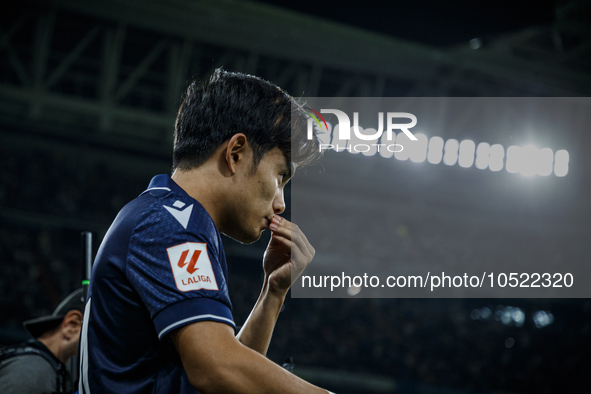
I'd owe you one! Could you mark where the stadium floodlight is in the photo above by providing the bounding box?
[505,145,521,174]
[475,142,491,170]
[427,136,444,164]
[410,133,428,163]
[519,145,539,177]
[443,139,459,166]
[395,132,412,161]
[488,144,504,172]
[536,148,553,176]
[458,139,476,168]
[332,124,567,178]
[554,150,569,177]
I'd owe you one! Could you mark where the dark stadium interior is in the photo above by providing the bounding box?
[1,0,591,393]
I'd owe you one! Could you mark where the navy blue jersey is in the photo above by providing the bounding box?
[79,174,235,394]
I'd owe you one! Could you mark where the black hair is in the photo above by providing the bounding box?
[173,68,322,171]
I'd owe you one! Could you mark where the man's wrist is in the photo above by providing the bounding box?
[264,283,287,303]
[263,274,289,299]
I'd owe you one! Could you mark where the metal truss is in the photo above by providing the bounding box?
[0,0,590,154]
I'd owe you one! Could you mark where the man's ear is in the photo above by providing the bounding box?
[225,133,249,175]
[61,310,83,338]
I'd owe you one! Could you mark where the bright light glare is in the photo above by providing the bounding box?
[395,133,412,161]
[506,145,521,174]
[475,142,490,170]
[410,133,428,163]
[427,136,444,164]
[489,144,504,172]
[443,139,459,166]
[537,148,553,176]
[554,150,569,177]
[458,140,475,168]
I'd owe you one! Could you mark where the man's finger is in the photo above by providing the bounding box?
[271,217,312,259]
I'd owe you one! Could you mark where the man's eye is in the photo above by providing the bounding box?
[280,173,286,182]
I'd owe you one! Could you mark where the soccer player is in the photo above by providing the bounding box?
[79,69,334,393]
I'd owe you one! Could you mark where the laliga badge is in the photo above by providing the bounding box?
[166,242,219,292]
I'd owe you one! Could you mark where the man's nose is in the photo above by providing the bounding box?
[273,189,285,214]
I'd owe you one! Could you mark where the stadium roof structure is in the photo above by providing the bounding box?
[0,0,589,155]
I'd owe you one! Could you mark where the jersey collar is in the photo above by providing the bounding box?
[142,174,188,197]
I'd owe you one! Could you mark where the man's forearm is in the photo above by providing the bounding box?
[236,275,285,355]
[174,321,334,394]
[206,342,331,394]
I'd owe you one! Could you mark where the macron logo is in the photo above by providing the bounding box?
[163,200,193,229]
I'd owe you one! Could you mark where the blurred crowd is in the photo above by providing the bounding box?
[1,145,590,393]
[233,272,591,393]
[0,146,147,223]
[0,145,148,340]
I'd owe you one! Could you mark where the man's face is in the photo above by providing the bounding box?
[223,147,292,244]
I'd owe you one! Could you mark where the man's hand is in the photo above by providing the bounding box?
[237,216,315,355]
[263,215,315,295]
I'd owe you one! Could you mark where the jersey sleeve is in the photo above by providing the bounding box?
[126,196,235,340]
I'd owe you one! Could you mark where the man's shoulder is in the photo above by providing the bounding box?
[0,341,61,371]
[0,351,56,393]
[0,351,55,372]
[132,187,220,245]
[116,174,218,239]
